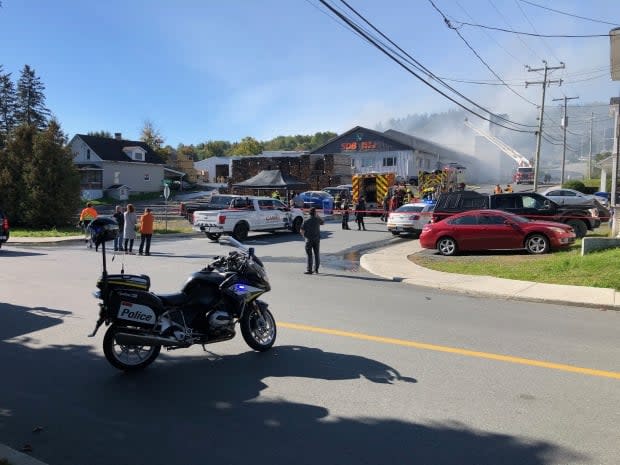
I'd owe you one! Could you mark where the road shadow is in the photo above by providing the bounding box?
[0,249,48,257]
[0,304,587,465]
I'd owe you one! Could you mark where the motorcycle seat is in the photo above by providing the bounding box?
[158,292,190,307]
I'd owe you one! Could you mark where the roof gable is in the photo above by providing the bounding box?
[310,126,412,154]
[76,134,165,165]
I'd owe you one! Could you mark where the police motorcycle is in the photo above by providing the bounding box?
[87,217,276,371]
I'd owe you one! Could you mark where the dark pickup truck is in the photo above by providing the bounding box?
[180,194,242,222]
[432,191,600,238]
[0,210,9,249]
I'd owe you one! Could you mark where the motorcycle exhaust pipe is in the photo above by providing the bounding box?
[115,332,188,347]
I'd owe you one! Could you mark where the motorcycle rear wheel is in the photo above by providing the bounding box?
[103,325,161,371]
[240,304,276,351]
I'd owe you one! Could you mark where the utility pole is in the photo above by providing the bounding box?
[526,60,565,191]
[588,111,594,179]
[552,95,579,185]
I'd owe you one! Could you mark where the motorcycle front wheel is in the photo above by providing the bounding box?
[103,325,161,371]
[240,304,276,351]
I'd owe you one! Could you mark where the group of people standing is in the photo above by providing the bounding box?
[494,184,513,194]
[340,197,366,231]
[79,202,154,255]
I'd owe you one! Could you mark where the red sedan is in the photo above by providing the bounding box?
[419,209,576,256]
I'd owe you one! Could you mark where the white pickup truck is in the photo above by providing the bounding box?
[192,196,305,241]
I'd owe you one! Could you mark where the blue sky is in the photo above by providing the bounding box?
[1,0,618,146]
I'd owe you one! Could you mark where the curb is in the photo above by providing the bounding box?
[0,443,49,465]
[359,240,620,311]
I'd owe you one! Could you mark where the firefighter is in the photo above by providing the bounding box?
[271,190,280,200]
[404,188,413,204]
[494,184,503,194]
[505,184,513,193]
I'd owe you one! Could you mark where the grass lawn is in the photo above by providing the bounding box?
[410,226,620,291]
[11,219,195,237]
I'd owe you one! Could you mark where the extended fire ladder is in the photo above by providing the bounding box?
[464,119,532,168]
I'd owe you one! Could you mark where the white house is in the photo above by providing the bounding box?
[69,133,166,199]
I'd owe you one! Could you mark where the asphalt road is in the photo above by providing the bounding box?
[1,219,618,465]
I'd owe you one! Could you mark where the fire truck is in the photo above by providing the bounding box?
[418,163,466,200]
[513,166,535,185]
[351,172,396,212]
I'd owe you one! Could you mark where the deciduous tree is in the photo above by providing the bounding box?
[229,136,263,156]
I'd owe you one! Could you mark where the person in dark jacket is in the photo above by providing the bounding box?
[300,207,324,274]
[112,205,124,251]
[355,198,366,231]
[341,198,350,230]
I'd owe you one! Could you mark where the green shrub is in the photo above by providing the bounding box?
[562,180,586,192]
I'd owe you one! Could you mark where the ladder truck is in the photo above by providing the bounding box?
[464,119,534,184]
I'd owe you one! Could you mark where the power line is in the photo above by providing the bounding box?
[454,1,524,64]
[513,0,562,63]
[317,0,535,132]
[518,0,620,27]
[452,21,611,38]
[427,0,538,106]
[487,0,543,61]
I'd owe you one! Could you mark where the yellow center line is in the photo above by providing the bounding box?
[280,322,620,380]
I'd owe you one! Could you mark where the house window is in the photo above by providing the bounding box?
[424,159,430,169]
[361,158,373,167]
[134,152,144,161]
[86,149,90,160]
[383,157,395,167]
[144,173,151,181]
[114,172,120,184]
[417,158,423,168]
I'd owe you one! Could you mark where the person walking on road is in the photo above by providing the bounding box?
[138,208,155,256]
[300,207,324,274]
[79,202,98,249]
[355,198,366,231]
[112,205,124,252]
[123,203,137,254]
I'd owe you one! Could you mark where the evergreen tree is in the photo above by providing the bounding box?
[15,65,50,129]
[0,124,35,224]
[87,130,113,138]
[0,65,17,145]
[22,119,80,227]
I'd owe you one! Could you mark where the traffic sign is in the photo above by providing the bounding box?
[163,185,170,200]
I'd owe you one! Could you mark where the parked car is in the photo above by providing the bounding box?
[293,191,334,209]
[540,187,609,207]
[0,210,9,249]
[386,202,434,236]
[541,187,611,221]
[323,187,351,201]
[419,209,576,256]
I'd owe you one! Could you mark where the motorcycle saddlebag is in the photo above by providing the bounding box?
[108,289,163,328]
